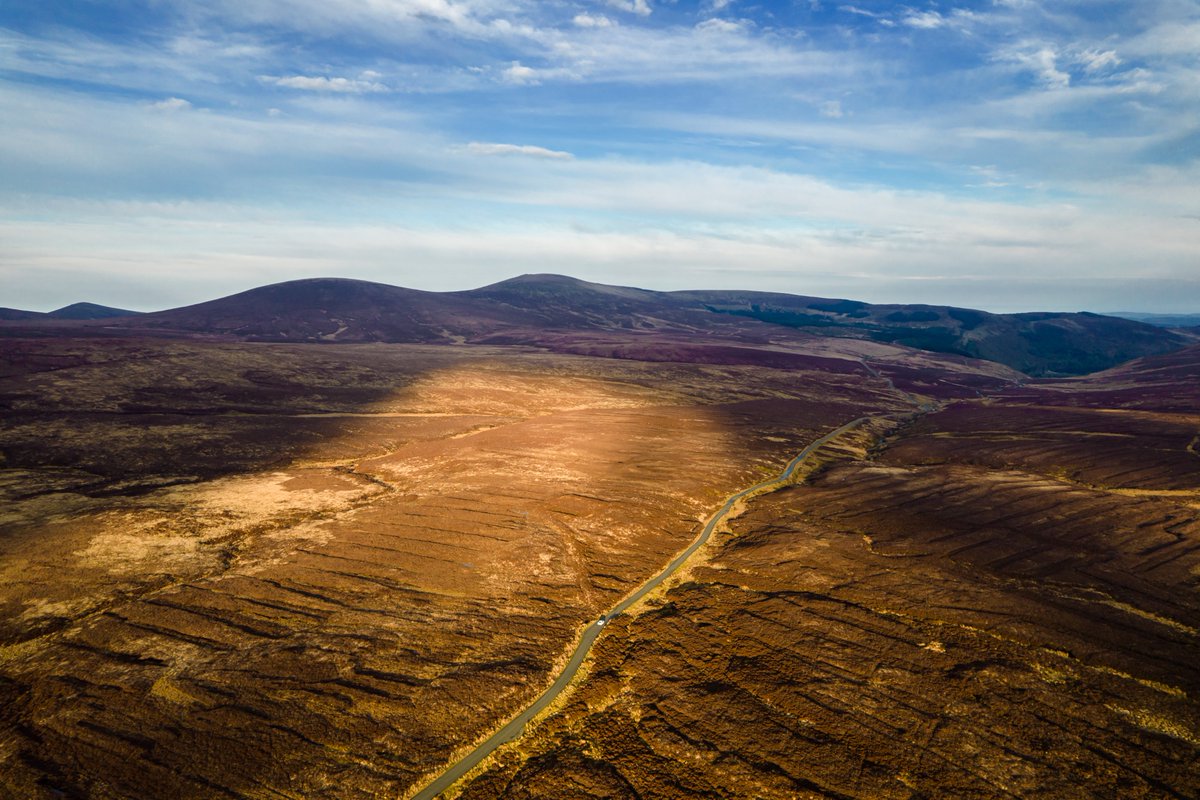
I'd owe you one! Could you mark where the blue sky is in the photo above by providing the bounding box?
[2,0,1198,312]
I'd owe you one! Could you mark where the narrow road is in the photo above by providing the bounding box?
[408,416,868,800]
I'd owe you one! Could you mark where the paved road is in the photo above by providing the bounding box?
[408,417,867,800]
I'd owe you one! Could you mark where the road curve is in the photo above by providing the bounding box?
[408,416,868,800]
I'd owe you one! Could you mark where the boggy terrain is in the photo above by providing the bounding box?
[0,334,983,798]
[452,347,1200,799]
[0,332,1196,799]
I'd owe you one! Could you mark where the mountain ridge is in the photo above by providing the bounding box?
[2,274,1187,376]
[0,302,141,321]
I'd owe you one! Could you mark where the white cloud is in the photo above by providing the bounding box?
[168,34,272,61]
[1124,21,1200,57]
[150,97,192,112]
[263,74,388,93]
[573,13,615,28]
[1077,48,1120,74]
[501,61,541,84]
[500,22,856,87]
[602,0,652,17]
[695,18,746,35]
[642,106,1188,188]
[946,8,983,27]
[902,10,945,29]
[0,8,852,97]
[968,164,1010,188]
[6,175,1197,312]
[1031,48,1070,89]
[201,0,500,39]
[999,45,1071,89]
[0,81,442,204]
[7,0,1200,316]
[5,75,1200,313]
[0,27,276,97]
[466,141,574,159]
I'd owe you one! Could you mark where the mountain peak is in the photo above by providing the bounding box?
[47,302,141,320]
[475,273,593,290]
[467,273,666,303]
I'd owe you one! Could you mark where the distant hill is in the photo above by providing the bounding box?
[116,277,560,343]
[1108,312,1200,328]
[0,308,44,321]
[680,289,1188,376]
[0,303,141,321]
[2,274,1187,376]
[109,275,748,343]
[46,302,141,320]
[460,273,684,325]
[458,274,762,337]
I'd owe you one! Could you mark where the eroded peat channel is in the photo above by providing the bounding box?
[409,416,872,800]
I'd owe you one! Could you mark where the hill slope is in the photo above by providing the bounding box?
[46,302,141,320]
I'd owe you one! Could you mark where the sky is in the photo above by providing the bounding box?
[2,0,1198,313]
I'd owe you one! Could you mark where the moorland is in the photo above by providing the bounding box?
[1,275,1197,799]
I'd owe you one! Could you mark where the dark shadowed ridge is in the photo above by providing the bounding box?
[675,288,1188,376]
[1109,311,1200,328]
[114,277,549,343]
[457,273,730,334]
[0,308,44,321]
[2,273,1187,375]
[47,302,142,320]
[999,342,1200,412]
[1,303,141,321]
[464,273,672,306]
[98,274,763,344]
